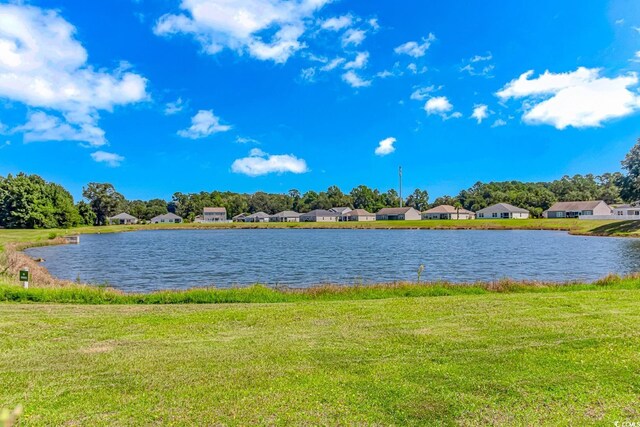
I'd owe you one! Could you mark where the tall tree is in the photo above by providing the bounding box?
[619,138,640,202]
[405,189,430,211]
[82,183,125,225]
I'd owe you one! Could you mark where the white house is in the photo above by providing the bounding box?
[299,209,339,222]
[422,205,475,220]
[543,201,611,218]
[270,211,301,222]
[150,213,183,224]
[202,207,227,222]
[330,207,352,221]
[602,203,640,220]
[476,203,529,219]
[108,213,138,225]
[375,207,422,221]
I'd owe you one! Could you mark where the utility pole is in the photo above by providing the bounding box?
[399,166,403,208]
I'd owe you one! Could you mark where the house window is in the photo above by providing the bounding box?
[492,213,498,218]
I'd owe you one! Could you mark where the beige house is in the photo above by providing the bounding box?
[202,207,227,222]
[299,209,339,222]
[543,201,611,218]
[376,207,422,221]
[270,211,301,222]
[109,213,138,225]
[422,205,475,220]
[347,209,376,221]
[232,213,248,222]
[476,203,529,219]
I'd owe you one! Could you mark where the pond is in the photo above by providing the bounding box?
[25,229,640,292]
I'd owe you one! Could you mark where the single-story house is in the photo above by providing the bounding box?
[270,210,301,222]
[244,212,270,222]
[150,213,183,224]
[422,205,475,220]
[543,201,611,218]
[612,203,640,217]
[375,207,422,221]
[330,207,352,221]
[203,207,227,222]
[232,213,248,222]
[476,203,529,219]
[347,209,376,221]
[109,213,138,225]
[299,209,339,222]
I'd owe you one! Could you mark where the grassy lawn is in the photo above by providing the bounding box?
[1,288,640,425]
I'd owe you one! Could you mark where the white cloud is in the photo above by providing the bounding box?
[635,26,640,33]
[15,111,105,145]
[91,150,124,167]
[178,110,231,139]
[424,96,461,120]
[0,4,148,146]
[394,34,435,58]
[342,28,366,46]
[342,70,371,88]
[165,98,185,115]
[491,118,507,128]
[375,137,396,156]
[321,57,345,71]
[615,19,625,25]
[368,18,379,30]
[497,67,640,129]
[231,148,308,176]
[300,67,316,81]
[321,15,352,31]
[471,53,492,62]
[236,136,259,144]
[410,86,435,101]
[376,70,394,78]
[344,52,369,70]
[471,104,490,124]
[154,0,330,63]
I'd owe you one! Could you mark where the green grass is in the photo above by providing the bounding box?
[1,288,640,425]
[0,275,639,304]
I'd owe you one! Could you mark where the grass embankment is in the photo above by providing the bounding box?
[1,288,639,425]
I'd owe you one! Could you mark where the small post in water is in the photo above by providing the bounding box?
[19,268,29,289]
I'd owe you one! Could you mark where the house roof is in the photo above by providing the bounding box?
[110,213,137,220]
[376,207,417,215]
[424,205,475,215]
[348,209,374,216]
[270,210,300,218]
[477,203,529,214]
[330,207,352,214]
[547,201,609,212]
[246,211,270,218]
[203,207,226,213]
[232,213,248,219]
[300,209,339,217]
[151,212,182,221]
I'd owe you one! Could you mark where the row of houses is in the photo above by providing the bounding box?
[196,203,534,223]
[108,200,640,225]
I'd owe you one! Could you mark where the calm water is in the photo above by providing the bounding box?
[25,229,640,292]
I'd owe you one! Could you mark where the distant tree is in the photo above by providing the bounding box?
[82,183,125,225]
[326,185,352,208]
[453,201,463,220]
[405,189,430,211]
[350,185,379,212]
[76,201,96,226]
[619,138,640,202]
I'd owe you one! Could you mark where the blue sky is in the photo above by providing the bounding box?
[0,0,639,201]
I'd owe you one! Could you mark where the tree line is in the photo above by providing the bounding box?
[1,138,639,229]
